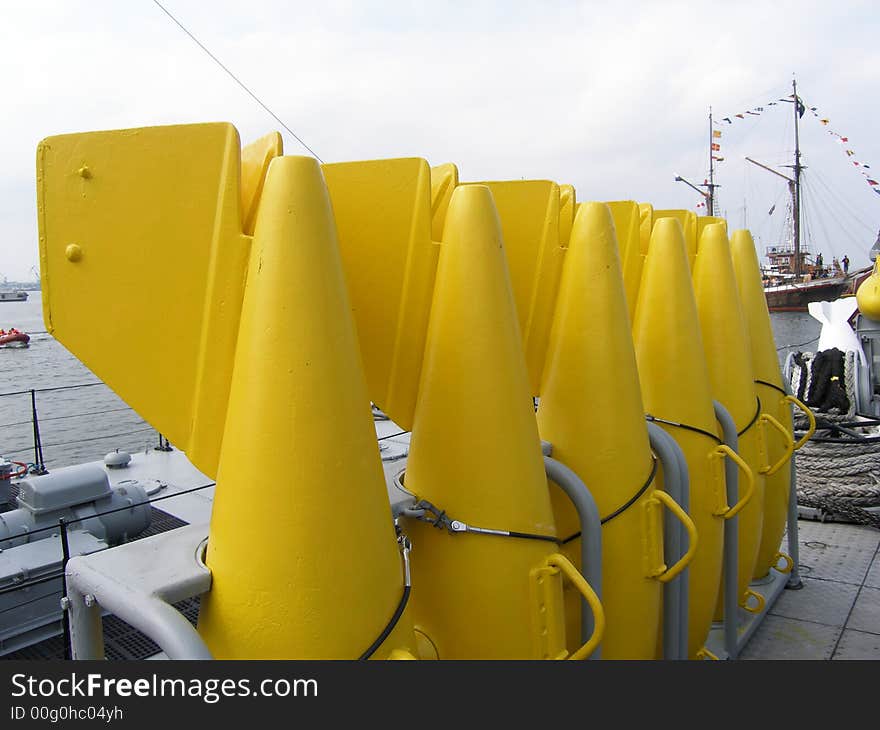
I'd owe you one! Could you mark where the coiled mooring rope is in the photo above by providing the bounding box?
[788,347,880,528]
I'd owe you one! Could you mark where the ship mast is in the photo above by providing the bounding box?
[674,107,719,214]
[792,77,803,276]
[707,107,716,216]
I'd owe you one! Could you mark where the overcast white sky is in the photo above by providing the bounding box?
[2,0,878,281]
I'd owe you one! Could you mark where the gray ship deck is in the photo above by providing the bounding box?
[4,418,880,661]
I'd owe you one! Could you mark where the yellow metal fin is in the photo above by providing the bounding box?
[430,162,459,241]
[559,184,576,248]
[606,200,642,325]
[240,131,283,235]
[322,159,438,429]
[37,122,250,478]
[471,179,565,394]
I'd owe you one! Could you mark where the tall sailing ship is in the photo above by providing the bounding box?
[682,79,874,312]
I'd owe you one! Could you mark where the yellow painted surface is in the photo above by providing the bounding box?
[402,185,564,658]
[607,200,643,325]
[692,223,766,615]
[430,162,459,241]
[638,203,654,255]
[696,215,725,247]
[197,156,415,658]
[322,159,438,430]
[633,217,725,657]
[856,259,880,320]
[559,184,576,248]
[473,180,565,395]
[730,230,794,579]
[654,209,697,271]
[240,131,283,235]
[538,202,660,658]
[37,122,252,478]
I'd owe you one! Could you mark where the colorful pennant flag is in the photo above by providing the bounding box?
[713,129,722,138]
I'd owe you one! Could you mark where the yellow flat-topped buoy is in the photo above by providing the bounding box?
[538,202,661,658]
[654,209,698,271]
[693,223,765,616]
[633,216,725,658]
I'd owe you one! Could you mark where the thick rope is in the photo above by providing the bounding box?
[787,347,880,528]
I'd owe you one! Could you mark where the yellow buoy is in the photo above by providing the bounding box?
[692,223,764,615]
[856,258,880,320]
[195,156,416,658]
[633,217,725,657]
[538,202,661,658]
[730,229,801,580]
[401,185,594,659]
[653,209,698,271]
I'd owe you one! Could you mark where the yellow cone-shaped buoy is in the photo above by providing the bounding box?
[538,202,660,658]
[197,156,415,659]
[401,184,564,659]
[633,217,725,658]
[654,209,698,271]
[730,229,794,580]
[693,223,765,616]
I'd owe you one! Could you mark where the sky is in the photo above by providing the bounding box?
[2,0,879,281]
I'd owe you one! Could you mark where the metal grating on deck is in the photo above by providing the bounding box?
[1,507,192,660]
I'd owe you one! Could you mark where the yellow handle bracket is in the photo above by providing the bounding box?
[651,490,699,584]
[713,444,755,519]
[543,553,606,660]
[759,412,795,475]
[785,395,817,450]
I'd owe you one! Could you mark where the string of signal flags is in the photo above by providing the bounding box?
[711,93,878,198]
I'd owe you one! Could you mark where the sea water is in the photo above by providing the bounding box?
[0,291,823,470]
[0,291,153,469]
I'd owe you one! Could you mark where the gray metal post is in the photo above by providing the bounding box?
[542,452,603,660]
[783,383,803,589]
[66,586,106,660]
[669,430,691,661]
[713,400,740,658]
[786,449,803,589]
[647,423,690,660]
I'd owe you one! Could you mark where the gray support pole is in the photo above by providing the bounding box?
[783,382,803,589]
[671,434,691,660]
[66,557,213,660]
[786,447,803,589]
[541,448,602,660]
[647,424,690,660]
[66,586,106,660]
[713,401,740,658]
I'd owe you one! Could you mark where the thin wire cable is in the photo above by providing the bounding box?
[151,0,323,162]
[0,382,104,398]
[2,427,155,456]
[0,406,136,430]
